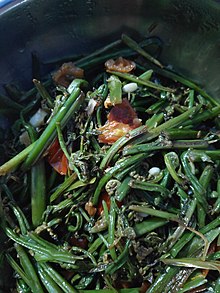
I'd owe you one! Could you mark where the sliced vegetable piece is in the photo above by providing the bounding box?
[47,138,68,175]
[105,57,136,73]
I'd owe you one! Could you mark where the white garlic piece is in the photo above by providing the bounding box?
[123,82,138,93]
[29,109,48,128]
[148,167,161,177]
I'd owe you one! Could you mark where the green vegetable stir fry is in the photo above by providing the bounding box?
[0,34,220,293]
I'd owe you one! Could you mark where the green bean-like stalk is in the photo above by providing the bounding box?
[129,205,179,222]
[23,81,87,169]
[39,262,78,293]
[121,34,163,68]
[33,79,54,108]
[106,70,174,92]
[31,159,46,227]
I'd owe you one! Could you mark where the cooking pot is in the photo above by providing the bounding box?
[0,0,220,291]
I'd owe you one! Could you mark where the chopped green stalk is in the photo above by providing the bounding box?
[212,179,220,214]
[115,176,131,201]
[181,151,209,210]
[0,142,35,175]
[6,254,33,289]
[129,205,179,222]
[121,34,163,68]
[106,70,174,92]
[144,63,220,106]
[75,39,122,66]
[31,159,46,227]
[50,173,77,202]
[188,89,195,108]
[152,106,199,134]
[123,138,209,156]
[197,165,214,228]
[9,203,30,235]
[105,240,130,274]
[107,75,122,105]
[5,227,82,266]
[164,152,185,185]
[164,198,197,251]
[101,106,199,170]
[178,274,207,293]
[33,79,54,108]
[15,244,44,293]
[129,180,170,198]
[161,258,220,272]
[39,262,78,293]
[139,69,153,81]
[100,125,148,170]
[134,217,168,237]
[146,100,167,114]
[164,129,201,140]
[37,263,63,293]
[93,153,146,205]
[181,106,220,127]
[145,113,164,129]
[108,197,117,260]
[23,80,87,169]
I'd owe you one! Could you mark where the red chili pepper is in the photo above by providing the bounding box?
[47,138,68,175]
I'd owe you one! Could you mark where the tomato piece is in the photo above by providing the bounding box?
[105,57,136,73]
[47,138,68,175]
[98,99,141,144]
[108,98,138,125]
[98,121,136,144]
[97,192,122,216]
[53,62,84,87]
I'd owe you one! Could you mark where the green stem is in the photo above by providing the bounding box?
[33,79,54,108]
[129,179,170,197]
[0,142,35,175]
[37,263,62,293]
[31,159,46,227]
[108,197,117,260]
[15,244,44,293]
[106,70,174,92]
[39,262,78,293]
[121,34,163,68]
[134,217,168,237]
[23,80,87,169]
[50,173,77,202]
[93,153,146,205]
[129,205,179,222]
